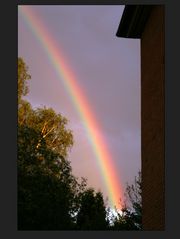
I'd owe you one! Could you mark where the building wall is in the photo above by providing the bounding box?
[141,5,165,230]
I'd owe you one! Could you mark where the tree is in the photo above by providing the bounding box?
[18,57,31,103]
[29,106,73,158]
[18,104,73,158]
[111,172,142,230]
[18,120,89,230]
[18,57,79,229]
[18,57,73,159]
[76,188,108,230]
[124,171,142,229]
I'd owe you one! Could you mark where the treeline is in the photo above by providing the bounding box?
[18,57,142,230]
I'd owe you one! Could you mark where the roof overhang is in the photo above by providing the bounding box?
[116,5,154,39]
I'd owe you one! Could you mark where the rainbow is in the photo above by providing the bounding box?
[18,5,123,209]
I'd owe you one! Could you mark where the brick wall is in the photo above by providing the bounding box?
[141,5,165,230]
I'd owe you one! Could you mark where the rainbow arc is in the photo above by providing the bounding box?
[19,5,123,209]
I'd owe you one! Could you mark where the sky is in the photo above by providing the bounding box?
[18,5,141,209]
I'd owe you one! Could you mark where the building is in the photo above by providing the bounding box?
[116,5,165,230]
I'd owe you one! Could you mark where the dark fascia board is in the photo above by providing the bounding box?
[116,5,154,39]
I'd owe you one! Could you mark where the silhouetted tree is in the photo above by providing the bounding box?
[111,172,142,230]
[76,188,108,230]
[18,124,79,229]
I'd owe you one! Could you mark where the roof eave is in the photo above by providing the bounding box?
[116,5,154,39]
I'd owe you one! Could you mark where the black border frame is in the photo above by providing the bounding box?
[1,0,178,238]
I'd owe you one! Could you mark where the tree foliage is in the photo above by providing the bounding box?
[18,105,73,159]
[18,57,79,229]
[76,188,108,230]
[18,58,73,156]
[111,172,142,230]
[18,115,85,229]
[18,57,31,103]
